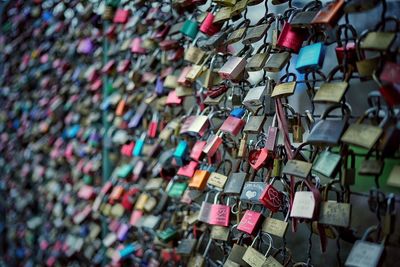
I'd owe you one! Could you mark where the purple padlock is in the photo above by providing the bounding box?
[77,38,93,54]
[155,77,165,96]
[117,223,130,241]
[128,102,147,129]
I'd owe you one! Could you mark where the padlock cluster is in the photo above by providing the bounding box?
[0,0,399,266]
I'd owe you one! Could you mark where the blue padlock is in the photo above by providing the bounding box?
[133,133,146,157]
[230,107,246,118]
[296,42,325,73]
[119,243,136,259]
[173,140,189,167]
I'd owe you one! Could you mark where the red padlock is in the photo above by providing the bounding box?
[148,113,159,138]
[219,116,245,136]
[237,210,263,235]
[276,21,306,53]
[249,147,271,171]
[199,11,223,36]
[166,90,183,106]
[259,178,284,213]
[113,9,130,24]
[335,24,358,69]
[202,132,224,157]
[190,140,207,161]
[209,193,230,227]
[177,161,199,178]
[121,142,135,157]
[131,37,146,54]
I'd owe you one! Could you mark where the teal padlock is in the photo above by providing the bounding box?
[117,164,133,179]
[106,0,121,8]
[119,244,136,259]
[168,182,188,198]
[157,227,178,243]
[133,133,146,157]
[180,18,199,39]
[173,140,189,167]
[296,42,325,73]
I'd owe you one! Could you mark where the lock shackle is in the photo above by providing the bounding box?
[279,72,297,83]
[255,42,273,54]
[374,16,399,32]
[281,103,296,116]
[326,64,354,82]
[322,180,342,202]
[213,191,222,204]
[233,18,251,31]
[215,159,233,175]
[272,247,292,267]
[361,225,379,242]
[306,30,327,45]
[237,44,254,58]
[320,102,351,120]
[260,232,273,256]
[355,29,371,60]
[292,142,315,163]
[255,12,275,26]
[284,7,301,22]
[335,24,357,47]
[301,0,322,11]
[367,90,383,110]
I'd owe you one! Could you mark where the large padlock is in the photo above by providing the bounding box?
[345,226,385,267]
[218,45,253,80]
[295,32,326,73]
[259,178,284,213]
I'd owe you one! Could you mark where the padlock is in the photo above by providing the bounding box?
[219,115,245,136]
[259,178,284,213]
[208,159,232,190]
[265,114,279,151]
[185,37,207,65]
[173,140,189,167]
[209,192,231,227]
[133,133,146,157]
[360,17,397,51]
[341,106,385,149]
[246,43,272,72]
[148,112,159,138]
[295,32,326,73]
[292,113,304,143]
[224,161,248,195]
[289,1,322,28]
[226,19,251,45]
[355,30,380,80]
[264,51,290,72]
[319,181,351,228]
[168,182,188,198]
[202,131,223,157]
[237,210,263,235]
[243,114,266,134]
[373,64,400,108]
[113,8,130,24]
[312,149,341,178]
[189,167,211,190]
[242,15,274,44]
[242,234,274,267]
[307,102,351,146]
[290,180,319,220]
[198,191,215,224]
[224,241,251,267]
[238,132,248,158]
[358,158,384,177]
[335,24,358,69]
[240,181,265,204]
[187,235,212,267]
[218,45,253,80]
[213,7,233,24]
[180,14,199,39]
[262,209,290,238]
[199,7,223,36]
[313,65,353,103]
[311,0,345,27]
[242,78,271,107]
[345,226,385,267]
[271,73,297,98]
[276,20,307,53]
[131,37,146,54]
[190,140,207,161]
[282,159,312,179]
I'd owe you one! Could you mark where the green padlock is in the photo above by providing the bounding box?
[180,17,199,39]
[157,227,178,243]
[168,182,188,198]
